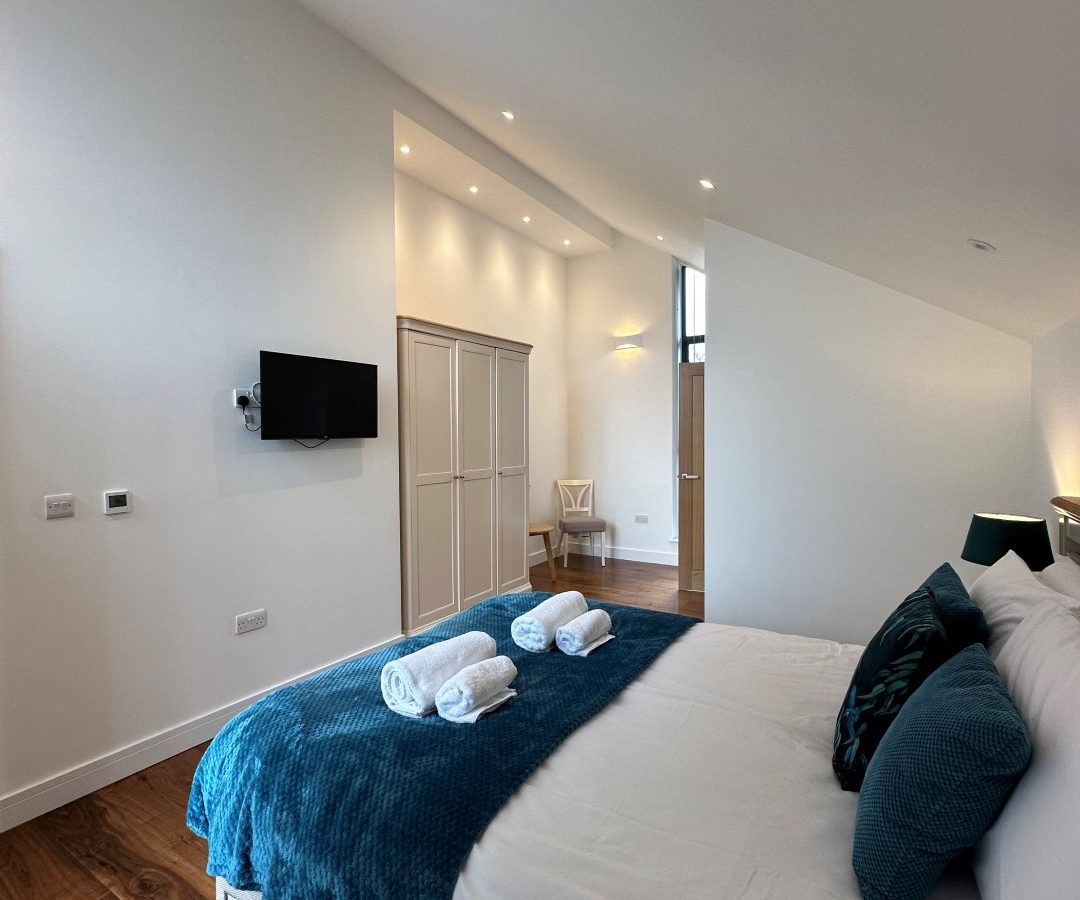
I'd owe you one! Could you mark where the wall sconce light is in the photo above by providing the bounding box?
[613,333,643,350]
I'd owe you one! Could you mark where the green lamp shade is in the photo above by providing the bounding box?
[961,514,1054,571]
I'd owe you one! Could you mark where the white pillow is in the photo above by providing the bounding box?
[1036,554,1080,602]
[969,550,1080,658]
[974,600,1080,900]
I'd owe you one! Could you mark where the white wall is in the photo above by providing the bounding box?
[1032,312,1080,518]
[565,234,676,564]
[704,221,1033,644]
[394,171,569,558]
[0,0,413,826]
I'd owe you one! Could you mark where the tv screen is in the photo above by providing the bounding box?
[259,351,377,440]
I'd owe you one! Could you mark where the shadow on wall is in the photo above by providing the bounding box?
[212,380,367,499]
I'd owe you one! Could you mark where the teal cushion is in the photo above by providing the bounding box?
[918,563,988,653]
[833,588,948,791]
[853,644,1031,900]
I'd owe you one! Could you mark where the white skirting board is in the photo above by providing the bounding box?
[530,541,677,568]
[0,632,405,832]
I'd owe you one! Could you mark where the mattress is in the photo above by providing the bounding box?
[218,623,980,899]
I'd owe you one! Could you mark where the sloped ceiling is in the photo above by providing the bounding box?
[301,0,1080,340]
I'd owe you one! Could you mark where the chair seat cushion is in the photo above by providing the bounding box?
[559,516,606,533]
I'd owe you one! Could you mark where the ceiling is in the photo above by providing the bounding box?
[394,113,611,257]
[302,0,1080,341]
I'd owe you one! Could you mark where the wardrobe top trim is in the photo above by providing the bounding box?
[396,316,533,355]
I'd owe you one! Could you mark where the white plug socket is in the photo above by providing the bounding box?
[235,608,267,635]
[232,389,255,408]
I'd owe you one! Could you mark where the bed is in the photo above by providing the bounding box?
[196,605,981,900]
[193,497,1080,900]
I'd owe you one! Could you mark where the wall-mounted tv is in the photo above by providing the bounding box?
[259,351,378,440]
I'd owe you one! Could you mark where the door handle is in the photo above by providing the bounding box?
[678,473,700,480]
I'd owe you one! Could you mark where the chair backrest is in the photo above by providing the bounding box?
[556,480,594,518]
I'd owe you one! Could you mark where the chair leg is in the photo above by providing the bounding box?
[542,531,556,581]
[563,532,569,567]
[589,533,594,562]
[600,530,606,567]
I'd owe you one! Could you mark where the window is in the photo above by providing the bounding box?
[678,264,706,362]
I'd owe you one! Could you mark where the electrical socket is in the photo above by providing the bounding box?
[235,608,267,635]
[232,389,254,408]
[634,513,649,524]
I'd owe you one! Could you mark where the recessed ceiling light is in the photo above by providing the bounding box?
[502,110,515,121]
[699,179,715,190]
[468,185,479,194]
[563,239,571,246]
[967,238,997,253]
[399,144,411,155]
[522,216,531,224]
[656,235,664,241]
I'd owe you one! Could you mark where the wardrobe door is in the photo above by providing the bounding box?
[456,341,497,609]
[404,332,458,630]
[496,349,530,593]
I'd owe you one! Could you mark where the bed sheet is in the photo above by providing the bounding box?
[455,622,979,899]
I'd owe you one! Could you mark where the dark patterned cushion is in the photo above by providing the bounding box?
[832,588,947,791]
[853,644,1031,900]
[919,562,988,653]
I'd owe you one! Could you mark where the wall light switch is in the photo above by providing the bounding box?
[45,493,75,520]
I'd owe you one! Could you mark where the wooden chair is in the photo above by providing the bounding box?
[556,479,607,567]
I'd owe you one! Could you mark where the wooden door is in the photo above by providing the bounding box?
[678,362,705,591]
[456,341,497,609]
[496,349,530,593]
[404,332,458,629]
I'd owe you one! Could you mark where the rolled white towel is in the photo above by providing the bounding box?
[556,609,614,656]
[380,631,495,717]
[510,591,589,652]
[435,656,518,723]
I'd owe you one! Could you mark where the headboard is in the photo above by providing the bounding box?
[1050,496,1080,562]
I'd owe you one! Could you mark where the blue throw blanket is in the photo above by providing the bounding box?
[188,593,697,899]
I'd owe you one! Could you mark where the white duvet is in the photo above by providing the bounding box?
[454,622,980,900]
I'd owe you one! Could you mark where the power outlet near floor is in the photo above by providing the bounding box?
[634,513,649,524]
[235,608,267,635]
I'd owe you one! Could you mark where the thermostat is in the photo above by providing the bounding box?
[103,490,131,515]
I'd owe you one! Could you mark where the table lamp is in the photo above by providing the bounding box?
[960,513,1054,571]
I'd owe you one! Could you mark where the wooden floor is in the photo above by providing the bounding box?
[0,554,697,899]
[529,551,703,618]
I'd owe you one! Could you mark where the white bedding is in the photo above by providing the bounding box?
[217,622,980,899]
[455,622,980,900]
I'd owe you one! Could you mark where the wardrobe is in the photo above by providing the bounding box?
[397,317,532,633]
